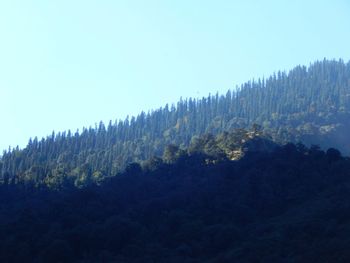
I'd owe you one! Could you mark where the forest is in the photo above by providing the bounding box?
[0,131,349,262]
[1,0,349,260]
[1,59,350,188]
[1,59,350,262]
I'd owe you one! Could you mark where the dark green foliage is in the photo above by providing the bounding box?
[1,139,350,262]
[162,144,183,163]
[327,148,342,162]
[1,59,350,186]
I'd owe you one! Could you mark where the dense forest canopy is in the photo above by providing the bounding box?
[1,59,350,262]
[1,59,350,187]
[0,133,349,262]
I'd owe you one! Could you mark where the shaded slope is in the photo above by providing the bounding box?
[0,141,350,262]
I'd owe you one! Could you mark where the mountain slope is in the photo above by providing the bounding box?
[0,139,349,262]
[1,59,350,186]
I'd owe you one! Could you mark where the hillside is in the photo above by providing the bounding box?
[0,135,349,262]
[1,59,350,186]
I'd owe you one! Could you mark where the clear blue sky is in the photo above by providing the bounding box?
[0,0,349,152]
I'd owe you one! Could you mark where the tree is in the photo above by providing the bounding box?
[163,144,181,164]
[326,148,341,162]
[125,163,142,176]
